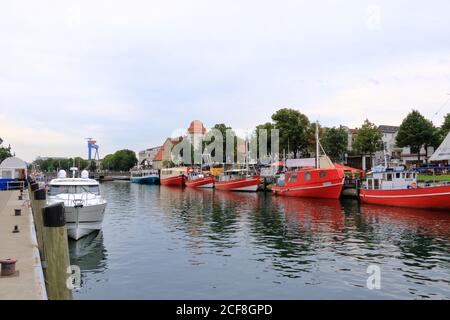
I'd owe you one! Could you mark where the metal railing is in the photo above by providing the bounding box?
[7,181,25,191]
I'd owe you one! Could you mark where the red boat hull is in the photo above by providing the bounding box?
[360,185,450,210]
[160,175,185,186]
[215,176,260,192]
[185,176,215,188]
[272,180,344,199]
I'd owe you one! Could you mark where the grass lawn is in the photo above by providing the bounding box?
[417,174,450,182]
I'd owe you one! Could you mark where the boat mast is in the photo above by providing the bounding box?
[316,121,320,169]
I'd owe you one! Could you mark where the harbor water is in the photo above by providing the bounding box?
[70,182,450,299]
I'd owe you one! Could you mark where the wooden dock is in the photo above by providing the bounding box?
[0,190,47,300]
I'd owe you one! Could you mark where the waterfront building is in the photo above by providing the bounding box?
[138,146,162,166]
[152,137,183,170]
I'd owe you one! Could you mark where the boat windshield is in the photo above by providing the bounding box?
[49,185,100,196]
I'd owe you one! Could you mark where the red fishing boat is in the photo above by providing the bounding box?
[160,167,188,186]
[360,166,450,210]
[272,122,345,199]
[215,169,260,192]
[272,167,345,199]
[185,171,215,188]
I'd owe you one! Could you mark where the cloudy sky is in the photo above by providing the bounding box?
[1,0,450,161]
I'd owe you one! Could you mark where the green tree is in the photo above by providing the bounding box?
[89,160,97,171]
[250,122,277,162]
[111,149,138,171]
[0,138,13,163]
[322,126,349,161]
[440,113,450,138]
[353,119,383,162]
[101,154,114,171]
[204,123,237,163]
[271,108,310,158]
[396,110,439,163]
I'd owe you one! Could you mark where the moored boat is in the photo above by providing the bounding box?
[272,167,345,199]
[215,169,260,192]
[360,166,450,210]
[47,169,107,240]
[272,122,345,199]
[160,167,188,186]
[130,167,159,184]
[185,170,215,188]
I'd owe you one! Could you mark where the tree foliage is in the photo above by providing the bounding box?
[396,110,439,162]
[322,126,349,161]
[353,119,383,155]
[0,138,13,163]
[271,108,310,158]
[441,113,450,138]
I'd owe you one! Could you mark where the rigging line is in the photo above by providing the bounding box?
[433,93,450,118]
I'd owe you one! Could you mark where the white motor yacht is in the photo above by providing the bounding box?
[48,168,107,240]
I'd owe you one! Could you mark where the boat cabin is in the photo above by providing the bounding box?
[131,169,158,178]
[277,168,343,187]
[218,169,254,182]
[364,167,417,190]
[160,167,188,179]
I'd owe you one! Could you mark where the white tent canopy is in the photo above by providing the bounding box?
[429,132,450,162]
[0,156,27,179]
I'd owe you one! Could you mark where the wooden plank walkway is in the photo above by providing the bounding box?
[0,190,47,300]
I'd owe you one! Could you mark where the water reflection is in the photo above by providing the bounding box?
[69,231,107,273]
[72,183,450,299]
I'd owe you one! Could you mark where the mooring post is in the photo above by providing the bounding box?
[29,182,39,217]
[33,188,47,258]
[42,203,72,300]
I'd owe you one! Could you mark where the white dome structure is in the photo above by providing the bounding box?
[0,157,27,179]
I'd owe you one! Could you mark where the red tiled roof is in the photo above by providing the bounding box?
[187,120,206,134]
[154,148,164,161]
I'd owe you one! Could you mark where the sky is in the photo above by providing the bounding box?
[1,0,450,162]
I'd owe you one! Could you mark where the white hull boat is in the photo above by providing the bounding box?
[48,169,107,240]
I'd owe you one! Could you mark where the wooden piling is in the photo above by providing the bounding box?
[29,182,39,219]
[42,203,72,300]
[33,188,47,258]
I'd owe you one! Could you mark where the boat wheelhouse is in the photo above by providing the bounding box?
[360,166,450,210]
[160,167,188,186]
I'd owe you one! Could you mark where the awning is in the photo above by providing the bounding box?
[429,132,450,162]
[335,164,365,177]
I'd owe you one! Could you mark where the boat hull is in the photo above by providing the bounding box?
[360,186,450,210]
[272,180,344,199]
[185,176,215,188]
[130,176,160,184]
[64,203,107,240]
[215,176,260,192]
[160,174,185,186]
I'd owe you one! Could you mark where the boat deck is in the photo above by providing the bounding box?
[0,190,47,300]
